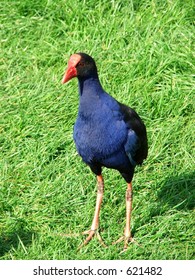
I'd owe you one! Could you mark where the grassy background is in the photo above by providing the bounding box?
[0,0,194,260]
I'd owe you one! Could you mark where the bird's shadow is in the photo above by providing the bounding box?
[130,170,195,241]
[157,170,195,211]
[135,170,195,231]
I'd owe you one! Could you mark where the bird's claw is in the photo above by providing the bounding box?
[113,235,140,253]
[78,229,107,250]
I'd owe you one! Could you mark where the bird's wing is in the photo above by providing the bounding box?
[124,129,139,166]
[118,102,148,165]
[99,94,142,166]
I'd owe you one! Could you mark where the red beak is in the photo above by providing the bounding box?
[62,54,81,84]
[61,66,77,84]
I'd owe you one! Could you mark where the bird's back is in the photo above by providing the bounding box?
[118,102,148,165]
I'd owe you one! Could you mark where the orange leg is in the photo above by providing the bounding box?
[124,182,134,248]
[114,182,137,251]
[78,175,106,249]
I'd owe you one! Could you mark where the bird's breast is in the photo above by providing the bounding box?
[73,110,127,164]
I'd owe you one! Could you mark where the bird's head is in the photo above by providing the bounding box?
[62,53,98,83]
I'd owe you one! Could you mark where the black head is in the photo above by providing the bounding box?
[62,53,98,83]
[76,53,98,79]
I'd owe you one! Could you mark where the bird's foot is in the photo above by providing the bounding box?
[78,229,107,250]
[113,235,140,253]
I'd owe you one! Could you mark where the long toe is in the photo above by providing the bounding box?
[113,235,139,253]
[78,229,107,250]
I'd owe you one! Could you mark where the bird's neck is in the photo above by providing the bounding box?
[77,77,104,116]
[78,76,104,97]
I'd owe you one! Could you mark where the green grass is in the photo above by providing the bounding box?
[0,0,194,260]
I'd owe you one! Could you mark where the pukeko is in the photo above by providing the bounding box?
[62,53,148,250]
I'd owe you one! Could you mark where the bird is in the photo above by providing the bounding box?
[62,53,148,251]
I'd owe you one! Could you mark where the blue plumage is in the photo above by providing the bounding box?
[73,76,141,181]
[62,53,147,183]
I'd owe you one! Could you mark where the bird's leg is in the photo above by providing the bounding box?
[78,175,106,249]
[124,182,134,248]
[114,182,136,251]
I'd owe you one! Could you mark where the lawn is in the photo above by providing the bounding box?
[0,0,194,260]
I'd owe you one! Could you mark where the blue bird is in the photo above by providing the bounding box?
[62,53,148,250]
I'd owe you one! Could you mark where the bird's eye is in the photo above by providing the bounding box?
[78,62,85,67]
